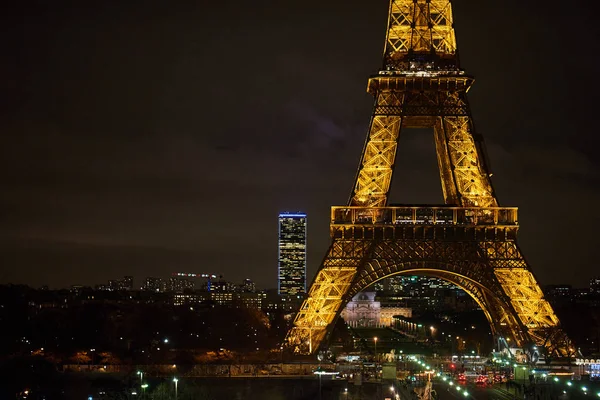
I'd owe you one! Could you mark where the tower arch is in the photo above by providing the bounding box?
[347,265,527,346]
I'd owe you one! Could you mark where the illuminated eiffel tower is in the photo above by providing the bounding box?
[285,0,574,358]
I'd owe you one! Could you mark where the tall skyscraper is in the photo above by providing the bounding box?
[278,212,307,295]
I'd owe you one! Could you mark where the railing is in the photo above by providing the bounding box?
[331,206,518,227]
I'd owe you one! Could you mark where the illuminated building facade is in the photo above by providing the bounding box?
[211,279,236,292]
[576,359,600,380]
[143,277,164,292]
[241,278,256,293]
[340,291,412,327]
[95,276,135,291]
[278,213,307,296]
[167,277,194,293]
[171,291,266,308]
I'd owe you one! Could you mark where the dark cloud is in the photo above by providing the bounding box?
[1,0,598,289]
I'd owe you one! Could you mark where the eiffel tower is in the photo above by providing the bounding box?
[285,0,574,358]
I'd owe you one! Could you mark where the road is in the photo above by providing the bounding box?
[433,383,520,400]
[394,382,521,400]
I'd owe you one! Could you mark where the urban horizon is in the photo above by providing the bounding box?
[5,272,600,295]
[2,0,599,397]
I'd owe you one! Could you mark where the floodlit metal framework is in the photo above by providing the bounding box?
[285,0,573,358]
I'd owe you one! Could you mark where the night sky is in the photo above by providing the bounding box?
[2,0,598,289]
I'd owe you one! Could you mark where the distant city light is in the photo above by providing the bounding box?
[314,370,339,376]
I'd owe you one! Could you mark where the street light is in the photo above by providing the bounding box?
[137,371,143,385]
[141,383,148,395]
[173,377,179,399]
[374,337,378,363]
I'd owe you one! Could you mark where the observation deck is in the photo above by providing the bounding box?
[367,73,473,94]
[330,206,519,241]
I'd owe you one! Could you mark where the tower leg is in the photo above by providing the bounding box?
[286,226,572,358]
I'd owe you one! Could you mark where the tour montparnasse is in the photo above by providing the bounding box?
[285,0,574,359]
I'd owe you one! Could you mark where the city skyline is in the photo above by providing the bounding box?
[2,0,599,289]
[10,272,600,295]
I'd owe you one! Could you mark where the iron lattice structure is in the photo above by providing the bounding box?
[285,0,574,358]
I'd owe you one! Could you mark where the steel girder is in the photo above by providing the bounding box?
[286,226,572,357]
[285,240,364,354]
[352,80,497,209]
[384,0,457,70]
[286,0,572,359]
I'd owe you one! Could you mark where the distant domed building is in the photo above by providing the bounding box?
[341,291,411,327]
